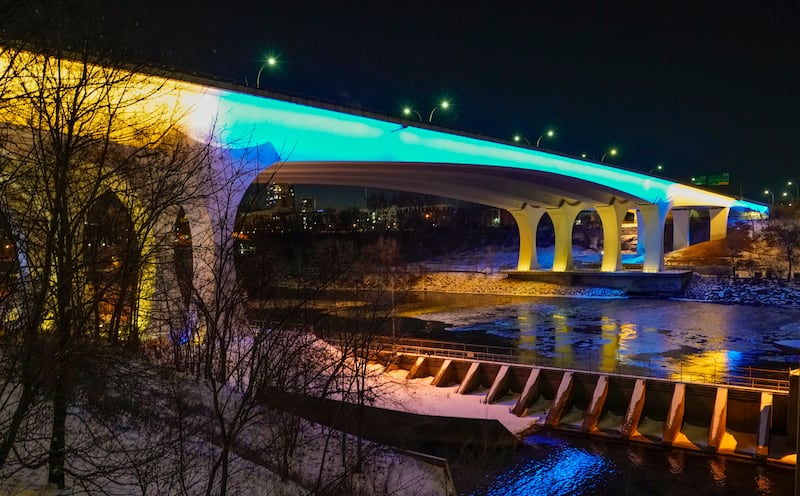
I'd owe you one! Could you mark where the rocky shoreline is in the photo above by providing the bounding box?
[678,273,800,307]
[411,271,800,307]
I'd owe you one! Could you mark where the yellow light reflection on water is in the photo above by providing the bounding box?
[668,350,729,384]
[597,316,621,374]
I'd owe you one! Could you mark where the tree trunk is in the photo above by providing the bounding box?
[48,375,68,488]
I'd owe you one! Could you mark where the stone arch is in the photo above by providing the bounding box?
[84,190,138,341]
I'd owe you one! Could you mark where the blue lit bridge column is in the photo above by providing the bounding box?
[638,202,672,272]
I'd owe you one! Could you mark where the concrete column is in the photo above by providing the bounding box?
[756,392,773,460]
[635,209,645,256]
[708,387,729,451]
[708,207,730,241]
[546,371,574,426]
[512,368,541,417]
[672,208,691,251]
[637,202,672,273]
[406,356,427,380]
[547,202,584,272]
[431,359,454,387]
[483,365,510,404]
[509,204,545,271]
[621,379,646,438]
[662,383,686,446]
[582,375,609,432]
[457,362,481,394]
[595,202,630,272]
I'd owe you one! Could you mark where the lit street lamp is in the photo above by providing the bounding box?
[600,148,618,162]
[789,180,800,201]
[648,164,664,174]
[403,107,423,121]
[536,129,555,147]
[404,100,450,123]
[428,100,450,123]
[513,134,530,145]
[764,189,775,204]
[256,55,278,89]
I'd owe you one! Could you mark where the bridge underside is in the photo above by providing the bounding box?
[263,161,737,274]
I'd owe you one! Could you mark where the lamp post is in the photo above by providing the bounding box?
[764,189,775,204]
[256,56,278,89]
[428,100,450,123]
[536,129,555,147]
[648,164,664,174]
[403,107,423,122]
[513,134,530,145]
[600,148,618,162]
[783,191,793,204]
[789,181,800,202]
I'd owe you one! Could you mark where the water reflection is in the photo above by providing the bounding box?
[406,295,799,495]
[462,430,794,495]
[413,296,800,376]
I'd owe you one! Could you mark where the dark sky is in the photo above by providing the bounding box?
[9,1,800,205]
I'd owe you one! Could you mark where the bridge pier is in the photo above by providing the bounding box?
[709,207,730,241]
[510,204,545,271]
[672,208,691,251]
[548,202,584,272]
[638,202,671,273]
[595,202,630,272]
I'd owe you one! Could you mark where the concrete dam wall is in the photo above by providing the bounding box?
[386,353,795,465]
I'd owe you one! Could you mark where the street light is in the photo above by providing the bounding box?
[789,181,800,201]
[600,148,618,162]
[256,55,278,89]
[428,100,450,123]
[403,107,422,121]
[648,164,664,174]
[536,129,555,147]
[764,189,775,204]
[513,134,530,145]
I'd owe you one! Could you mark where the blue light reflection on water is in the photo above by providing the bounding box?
[462,431,794,496]
[466,433,615,495]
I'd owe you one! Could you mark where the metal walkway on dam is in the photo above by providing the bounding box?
[363,338,798,466]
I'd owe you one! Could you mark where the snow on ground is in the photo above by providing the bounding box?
[367,363,541,437]
[410,271,626,298]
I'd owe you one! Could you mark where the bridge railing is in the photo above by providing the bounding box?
[357,337,790,392]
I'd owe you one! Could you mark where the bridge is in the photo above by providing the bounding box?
[0,50,769,332]
[179,74,768,274]
[201,87,768,274]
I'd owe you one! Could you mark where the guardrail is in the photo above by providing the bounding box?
[361,337,790,392]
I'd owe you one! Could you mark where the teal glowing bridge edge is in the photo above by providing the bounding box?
[181,86,767,215]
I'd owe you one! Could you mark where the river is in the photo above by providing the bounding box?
[395,292,800,495]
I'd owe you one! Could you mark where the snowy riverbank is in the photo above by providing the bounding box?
[408,270,800,308]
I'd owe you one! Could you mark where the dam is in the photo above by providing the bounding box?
[373,339,797,466]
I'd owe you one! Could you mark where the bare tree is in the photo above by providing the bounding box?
[760,216,800,281]
[0,20,219,489]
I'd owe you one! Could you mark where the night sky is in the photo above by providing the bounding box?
[8,1,800,206]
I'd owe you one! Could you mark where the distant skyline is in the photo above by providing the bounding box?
[6,1,799,203]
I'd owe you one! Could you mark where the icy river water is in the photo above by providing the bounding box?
[399,293,800,495]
